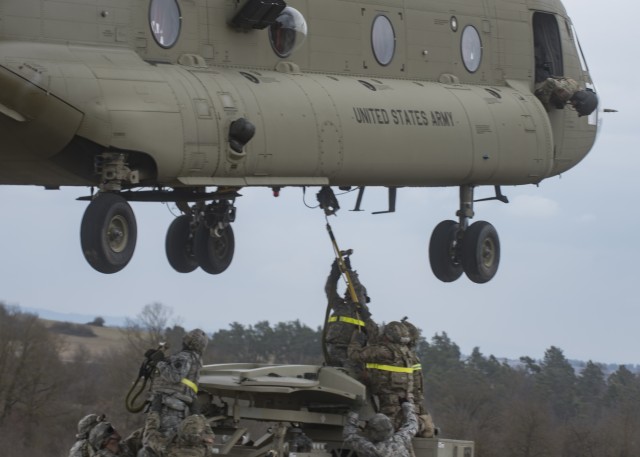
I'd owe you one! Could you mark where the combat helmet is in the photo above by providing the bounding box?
[89,421,117,450]
[367,413,394,442]
[183,329,209,355]
[570,89,598,117]
[76,413,105,439]
[384,321,410,344]
[177,414,214,446]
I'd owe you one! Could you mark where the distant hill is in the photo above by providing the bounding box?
[23,306,128,327]
[42,318,129,362]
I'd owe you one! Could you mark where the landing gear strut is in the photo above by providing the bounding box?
[79,167,239,274]
[429,185,501,284]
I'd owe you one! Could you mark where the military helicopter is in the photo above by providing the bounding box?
[0,0,598,283]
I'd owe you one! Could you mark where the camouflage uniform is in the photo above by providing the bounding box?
[69,413,105,457]
[166,414,216,457]
[535,77,580,110]
[343,401,418,457]
[349,321,413,429]
[150,329,209,437]
[324,259,375,374]
[402,320,435,438]
[88,422,135,457]
[142,412,215,457]
[140,412,169,457]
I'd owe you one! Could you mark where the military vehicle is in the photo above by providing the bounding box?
[197,362,474,456]
[0,0,598,283]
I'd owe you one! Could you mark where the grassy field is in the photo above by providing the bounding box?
[42,319,129,361]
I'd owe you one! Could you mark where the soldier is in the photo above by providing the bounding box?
[149,329,209,437]
[534,76,579,110]
[88,422,136,457]
[343,400,418,457]
[142,412,215,457]
[348,321,413,429]
[402,319,436,438]
[69,413,106,457]
[323,256,375,376]
[535,77,598,117]
[166,414,216,457]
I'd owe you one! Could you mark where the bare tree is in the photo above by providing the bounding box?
[122,302,177,354]
[0,304,68,451]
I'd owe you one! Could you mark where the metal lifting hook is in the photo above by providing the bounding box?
[325,214,360,306]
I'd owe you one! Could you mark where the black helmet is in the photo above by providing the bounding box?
[570,89,598,117]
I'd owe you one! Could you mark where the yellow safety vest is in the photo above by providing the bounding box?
[328,316,365,327]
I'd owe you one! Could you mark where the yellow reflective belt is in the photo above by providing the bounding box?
[365,363,414,373]
[181,378,198,394]
[328,316,365,327]
[412,364,422,371]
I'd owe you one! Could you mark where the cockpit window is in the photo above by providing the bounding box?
[269,7,308,58]
[371,15,396,66]
[149,0,181,49]
[461,25,482,73]
[533,12,564,82]
[569,23,589,73]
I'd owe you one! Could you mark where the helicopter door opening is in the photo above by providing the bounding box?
[533,12,564,83]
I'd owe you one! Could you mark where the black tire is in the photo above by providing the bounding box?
[429,220,463,282]
[80,193,137,274]
[194,223,235,274]
[165,215,198,273]
[461,221,500,284]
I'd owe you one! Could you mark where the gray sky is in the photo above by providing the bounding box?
[1,0,638,366]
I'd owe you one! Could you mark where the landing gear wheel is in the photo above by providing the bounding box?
[462,221,500,284]
[194,223,235,274]
[81,193,137,274]
[165,215,198,273]
[429,220,463,282]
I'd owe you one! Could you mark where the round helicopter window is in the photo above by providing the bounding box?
[149,0,181,49]
[371,15,395,66]
[461,25,482,72]
[269,7,308,58]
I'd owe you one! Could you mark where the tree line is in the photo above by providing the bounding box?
[0,302,638,457]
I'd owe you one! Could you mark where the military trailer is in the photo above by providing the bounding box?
[198,363,474,456]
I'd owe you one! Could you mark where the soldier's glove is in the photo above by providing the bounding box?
[351,331,367,347]
[148,349,165,365]
[343,256,352,270]
[330,259,340,276]
[144,348,165,361]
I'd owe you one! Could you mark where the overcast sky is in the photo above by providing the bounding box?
[1,0,638,366]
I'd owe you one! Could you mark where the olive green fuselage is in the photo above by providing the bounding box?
[0,0,597,189]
